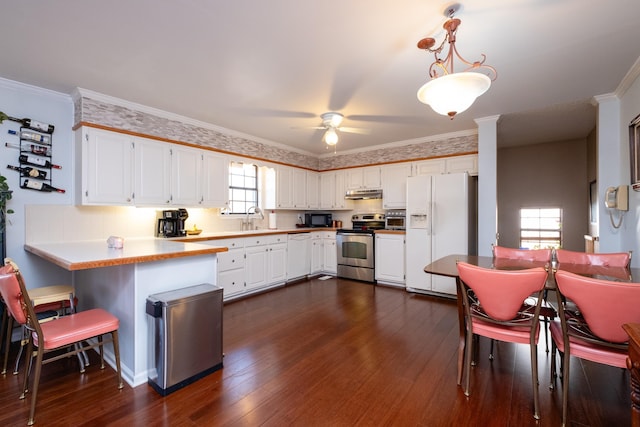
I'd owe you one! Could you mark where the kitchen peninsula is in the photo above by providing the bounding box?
[24,239,227,387]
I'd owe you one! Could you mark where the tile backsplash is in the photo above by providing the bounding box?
[25,205,306,244]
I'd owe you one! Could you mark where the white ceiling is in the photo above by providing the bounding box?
[1,1,638,155]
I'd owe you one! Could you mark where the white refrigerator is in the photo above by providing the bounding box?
[405,172,472,296]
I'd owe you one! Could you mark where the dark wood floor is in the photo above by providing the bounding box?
[0,277,631,426]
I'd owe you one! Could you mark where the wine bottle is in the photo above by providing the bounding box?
[7,129,51,145]
[22,179,65,193]
[7,116,54,134]
[19,154,61,169]
[4,142,52,156]
[7,164,48,179]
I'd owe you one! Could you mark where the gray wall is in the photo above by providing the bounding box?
[497,138,589,251]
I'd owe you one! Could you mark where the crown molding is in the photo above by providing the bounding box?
[616,55,640,98]
[1,77,71,102]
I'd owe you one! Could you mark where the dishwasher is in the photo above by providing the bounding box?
[287,232,311,281]
[146,283,223,396]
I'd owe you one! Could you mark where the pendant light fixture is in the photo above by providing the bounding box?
[416,3,497,119]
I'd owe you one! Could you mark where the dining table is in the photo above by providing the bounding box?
[423,254,640,386]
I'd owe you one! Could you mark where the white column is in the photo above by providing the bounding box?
[593,94,624,253]
[475,115,500,256]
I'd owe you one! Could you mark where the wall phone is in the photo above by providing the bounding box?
[605,185,629,211]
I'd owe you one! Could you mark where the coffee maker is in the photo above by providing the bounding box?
[156,208,188,237]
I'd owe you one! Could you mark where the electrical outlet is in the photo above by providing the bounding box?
[297,214,303,222]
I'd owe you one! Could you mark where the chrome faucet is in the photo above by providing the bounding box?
[243,206,264,230]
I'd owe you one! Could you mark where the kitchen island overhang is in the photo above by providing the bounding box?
[24,239,227,387]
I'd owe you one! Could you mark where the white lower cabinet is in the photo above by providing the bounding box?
[244,237,270,290]
[211,231,336,300]
[310,232,323,274]
[210,239,245,298]
[218,249,245,296]
[321,232,337,274]
[375,233,405,286]
[308,231,336,275]
[244,235,287,291]
[268,236,288,284]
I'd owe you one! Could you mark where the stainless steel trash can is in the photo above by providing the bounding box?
[146,283,223,396]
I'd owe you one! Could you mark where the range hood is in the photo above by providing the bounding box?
[344,189,383,200]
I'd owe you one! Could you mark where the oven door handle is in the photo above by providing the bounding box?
[338,232,371,237]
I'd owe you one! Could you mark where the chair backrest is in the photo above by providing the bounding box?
[457,262,548,321]
[555,249,630,268]
[493,245,552,262]
[555,270,640,343]
[0,263,29,326]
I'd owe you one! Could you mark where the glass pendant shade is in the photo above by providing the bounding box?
[323,128,338,146]
[417,72,491,118]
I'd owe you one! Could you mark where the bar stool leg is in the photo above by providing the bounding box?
[2,313,12,374]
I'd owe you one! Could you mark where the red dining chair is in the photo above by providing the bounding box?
[4,285,85,376]
[457,262,548,420]
[493,245,552,263]
[0,260,123,426]
[491,245,554,353]
[555,248,631,267]
[550,270,640,426]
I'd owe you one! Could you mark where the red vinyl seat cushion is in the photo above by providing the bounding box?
[33,308,119,350]
[472,318,541,345]
[549,319,627,368]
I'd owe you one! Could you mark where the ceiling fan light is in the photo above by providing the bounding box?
[323,128,338,146]
[321,112,344,128]
[417,72,491,118]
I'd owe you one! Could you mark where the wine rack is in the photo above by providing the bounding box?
[5,124,64,193]
[19,126,53,191]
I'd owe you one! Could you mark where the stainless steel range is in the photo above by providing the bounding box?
[336,213,385,283]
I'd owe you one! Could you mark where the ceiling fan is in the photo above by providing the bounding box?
[296,112,370,148]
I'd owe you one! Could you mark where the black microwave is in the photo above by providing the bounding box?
[305,213,332,227]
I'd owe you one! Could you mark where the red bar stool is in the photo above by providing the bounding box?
[0,259,123,426]
[3,284,84,375]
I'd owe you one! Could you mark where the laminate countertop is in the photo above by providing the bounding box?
[171,227,338,242]
[24,239,228,271]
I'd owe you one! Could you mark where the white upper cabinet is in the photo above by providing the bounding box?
[445,154,478,175]
[319,172,336,209]
[413,159,446,176]
[78,127,134,206]
[291,168,307,209]
[320,170,348,209]
[276,166,293,208]
[77,127,229,207]
[381,163,412,209]
[201,151,229,208]
[334,170,348,209]
[346,166,381,190]
[134,136,171,206]
[276,166,308,209]
[413,154,478,176]
[170,145,202,206]
[306,171,319,209]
